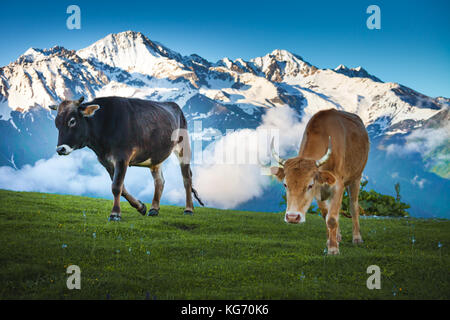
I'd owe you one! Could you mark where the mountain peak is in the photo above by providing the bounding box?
[249,49,317,82]
[77,31,186,77]
[79,31,150,55]
[17,46,74,64]
[334,64,382,82]
[98,30,147,46]
[335,64,347,71]
[268,49,306,62]
[116,30,144,37]
[270,48,293,57]
[20,48,47,63]
[79,31,182,62]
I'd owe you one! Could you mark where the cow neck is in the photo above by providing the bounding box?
[85,117,105,159]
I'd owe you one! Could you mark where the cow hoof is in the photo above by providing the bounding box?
[327,247,340,255]
[353,237,364,245]
[137,201,147,216]
[147,208,159,217]
[183,210,194,215]
[108,214,121,222]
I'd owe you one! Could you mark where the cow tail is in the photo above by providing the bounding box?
[192,187,204,206]
[190,169,204,206]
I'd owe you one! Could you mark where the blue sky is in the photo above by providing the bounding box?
[1,0,449,97]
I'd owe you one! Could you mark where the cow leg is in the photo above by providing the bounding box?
[317,200,329,219]
[317,200,341,243]
[99,158,146,215]
[326,183,344,255]
[348,179,363,244]
[317,200,329,239]
[122,186,147,215]
[173,148,194,214]
[150,165,165,211]
[109,159,128,221]
[180,163,194,213]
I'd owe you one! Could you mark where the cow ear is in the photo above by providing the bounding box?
[316,170,336,185]
[270,166,285,181]
[80,104,100,117]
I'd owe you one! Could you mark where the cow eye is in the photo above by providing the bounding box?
[283,183,287,188]
[68,118,76,127]
[307,184,313,190]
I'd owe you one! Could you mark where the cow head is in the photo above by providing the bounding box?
[270,137,336,224]
[49,97,100,155]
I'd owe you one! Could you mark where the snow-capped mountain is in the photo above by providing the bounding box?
[1,46,108,112]
[0,31,448,217]
[1,31,444,131]
[77,31,199,85]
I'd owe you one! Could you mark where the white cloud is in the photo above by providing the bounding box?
[0,149,187,206]
[386,121,450,157]
[411,175,427,189]
[193,105,310,209]
[0,100,12,121]
[0,150,110,196]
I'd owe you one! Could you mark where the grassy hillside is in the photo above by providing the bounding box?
[0,189,448,299]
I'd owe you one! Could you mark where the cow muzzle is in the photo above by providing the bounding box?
[284,212,305,224]
[56,144,73,156]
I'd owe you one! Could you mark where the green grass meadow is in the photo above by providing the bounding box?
[0,189,448,299]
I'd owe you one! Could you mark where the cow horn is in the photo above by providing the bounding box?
[48,104,58,110]
[316,136,332,167]
[270,137,286,166]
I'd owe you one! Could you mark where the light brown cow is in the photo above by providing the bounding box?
[270,109,369,255]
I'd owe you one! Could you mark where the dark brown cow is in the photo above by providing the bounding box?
[50,96,203,221]
[270,109,369,255]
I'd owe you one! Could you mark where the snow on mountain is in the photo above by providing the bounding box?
[1,30,445,137]
[77,31,198,85]
[0,45,108,111]
[250,49,318,81]
[334,64,382,82]
[285,68,441,130]
[0,97,12,121]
